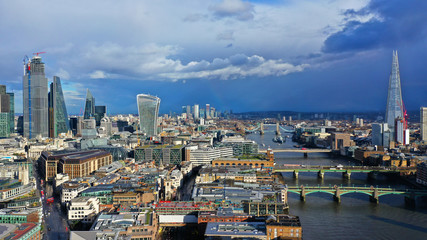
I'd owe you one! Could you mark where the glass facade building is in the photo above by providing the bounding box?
[48,76,69,137]
[83,89,95,119]
[137,94,160,136]
[94,105,106,126]
[385,51,404,142]
[23,56,49,138]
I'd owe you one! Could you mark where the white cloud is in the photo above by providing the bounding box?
[209,0,254,21]
[89,70,107,79]
[77,42,308,81]
[54,68,70,80]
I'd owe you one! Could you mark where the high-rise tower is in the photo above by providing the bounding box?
[385,51,405,143]
[23,55,49,139]
[137,94,160,136]
[48,76,69,137]
[83,89,95,119]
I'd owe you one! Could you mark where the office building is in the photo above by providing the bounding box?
[83,89,95,119]
[186,105,191,119]
[372,123,390,147]
[68,196,100,223]
[0,85,12,138]
[6,92,14,134]
[94,105,106,126]
[137,94,160,136]
[40,149,112,181]
[48,76,69,137]
[206,104,210,118]
[23,55,48,139]
[421,107,427,142]
[385,51,405,142]
[194,104,199,120]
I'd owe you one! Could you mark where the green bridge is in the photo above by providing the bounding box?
[282,185,427,205]
[273,165,416,179]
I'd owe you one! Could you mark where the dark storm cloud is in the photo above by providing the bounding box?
[322,0,427,53]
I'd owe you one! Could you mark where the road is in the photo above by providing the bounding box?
[33,160,69,240]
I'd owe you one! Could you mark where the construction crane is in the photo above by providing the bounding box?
[33,51,46,56]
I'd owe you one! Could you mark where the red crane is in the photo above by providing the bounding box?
[33,51,46,56]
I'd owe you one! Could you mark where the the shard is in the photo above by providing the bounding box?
[83,89,95,119]
[385,50,404,142]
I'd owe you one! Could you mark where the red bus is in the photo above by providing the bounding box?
[47,197,54,204]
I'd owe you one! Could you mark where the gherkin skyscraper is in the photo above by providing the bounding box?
[385,50,404,142]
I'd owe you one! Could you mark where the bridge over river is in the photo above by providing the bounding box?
[273,165,416,179]
[283,185,427,205]
[259,148,331,157]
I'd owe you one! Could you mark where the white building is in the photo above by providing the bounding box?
[61,183,90,205]
[187,146,233,166]
[68,196,100,223]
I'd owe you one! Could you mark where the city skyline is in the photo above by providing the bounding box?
[1,0,427,115]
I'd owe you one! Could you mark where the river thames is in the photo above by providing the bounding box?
[246,125,427,240]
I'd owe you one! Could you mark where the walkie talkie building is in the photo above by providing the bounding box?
[137,94,160,136]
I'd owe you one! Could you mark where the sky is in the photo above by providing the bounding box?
[0,0,426,114]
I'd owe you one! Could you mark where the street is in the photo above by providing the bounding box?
[33,161,69,240]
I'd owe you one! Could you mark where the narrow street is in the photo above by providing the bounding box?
[33,161,69,240]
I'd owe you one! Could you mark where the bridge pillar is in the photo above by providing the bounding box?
[293,170,299,179]
[300,187,305,202]
[343,171,351,180]
[334,187,341,203]
[404,193,416,207]
[318,171,324,179]
[370,188,379,204]
[303,152,308,158]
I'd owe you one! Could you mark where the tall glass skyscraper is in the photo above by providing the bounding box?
[83,89,95,119]
[23,56,48,139]
[385,51,404,142]
[48,76,69,137]
[137,94,160,136]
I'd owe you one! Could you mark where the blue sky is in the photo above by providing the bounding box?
[0,0,426,114]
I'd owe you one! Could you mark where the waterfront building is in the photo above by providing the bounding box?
[83,89,95,119]
[185,146,233,166]
[137,94,160,136]
[372,123,391,147]
[385,51,405,142]
[266,215,302,240]
[48,76,69,138]
[211,148,274,169]
[329,132,353,151]
[416,162,427,186]
[421,107,427,142]
[23,55,49,139]
[205,222,266,239]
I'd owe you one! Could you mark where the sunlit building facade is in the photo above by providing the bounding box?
[23,56,48,138]
[137,94,160,136]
